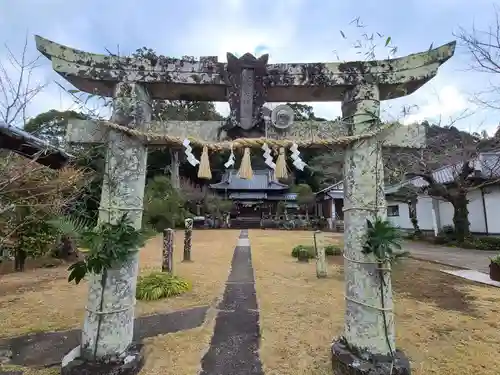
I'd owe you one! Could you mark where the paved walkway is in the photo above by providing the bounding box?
[0,306,209,367]
[199,229,264,375]
[404,241,498,273]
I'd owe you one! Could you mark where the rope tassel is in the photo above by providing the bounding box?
[274,147,288,179]
[238,147,253,180]
[197,145,212,179]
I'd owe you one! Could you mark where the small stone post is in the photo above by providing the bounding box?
[162,228,174,273]
[183,218,193,262]
[314,231,327,278]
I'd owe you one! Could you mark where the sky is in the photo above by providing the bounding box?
[0,0,499,134]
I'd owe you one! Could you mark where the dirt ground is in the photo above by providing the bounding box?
[249,229,500,375]
[0,230,240,338]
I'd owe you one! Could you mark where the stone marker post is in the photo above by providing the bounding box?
[314,230,327,278]
[62,82,151,375]
[162,228,174,273]
[183,218,193,262]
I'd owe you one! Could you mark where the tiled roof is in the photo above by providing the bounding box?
[229,192,267,199]
[316,181,343,195]
[0,121,73,169]
[210,169,289,191]
[267,193,298,200]
[405,151,500,188]
[315,151,500,196]
[228,192,298,200]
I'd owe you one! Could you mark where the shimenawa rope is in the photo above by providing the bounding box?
[98,120,396,151]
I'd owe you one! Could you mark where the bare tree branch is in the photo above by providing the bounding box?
[0,34,46,128]
[455,4,500,111]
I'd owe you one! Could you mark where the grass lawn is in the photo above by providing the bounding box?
[0,229,240,338]
[249,229,500,375]
[2,228,500,375]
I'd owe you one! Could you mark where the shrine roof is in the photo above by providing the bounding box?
[0,121,73,169]
[209,169,288,191]
[35,35,456,102]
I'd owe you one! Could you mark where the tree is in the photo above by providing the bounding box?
[179,178,208,215]
[24,109,89,147]
[292,183,315,219]
[308,151,344,188]
[456,5,500,110]
[152,100,224,122]
[0,38,91,269]
[286,102,328,121]
[203,192,233,222]
[179,178,232,220]
[399,123,500,242]
[143,175,187,231]
[0,35,45,128]
[0,154,90,269]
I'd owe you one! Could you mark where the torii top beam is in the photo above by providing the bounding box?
[35,35,455,103]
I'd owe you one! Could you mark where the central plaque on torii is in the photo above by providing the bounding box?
[225,52,268,134]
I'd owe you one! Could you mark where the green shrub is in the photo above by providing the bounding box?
[436,236,500,251]
[470,236,500,251]
[433,235,450,245]
[143,176,188,231]
[325,244,342,256]
[19,219,59,258]
[435,225,456,244]
[136,272,191,301]
[491,254,500,265]
[291,245,316,259]
[292,244,343,258]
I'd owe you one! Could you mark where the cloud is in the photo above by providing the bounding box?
[0,0,498,134]
[402,85,472,125]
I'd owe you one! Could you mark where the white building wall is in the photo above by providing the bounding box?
[322,184,500,234]
[435,188,491,234]
[483,185,500,234]
[385,200,411,229]
[415,196,435,231]
[467,189,487,233]
[394,190,495,234]
[437,199,454,228]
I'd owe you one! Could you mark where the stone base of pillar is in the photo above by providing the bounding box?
[61,343,144,375]
[331,339,411,375]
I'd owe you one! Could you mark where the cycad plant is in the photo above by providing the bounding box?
[48,214,145,284]
[362,217,408,262]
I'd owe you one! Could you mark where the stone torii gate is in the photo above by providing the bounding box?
[35,35,455,375]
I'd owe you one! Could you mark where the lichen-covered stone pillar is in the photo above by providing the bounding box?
[80,82,151,362]
[332,84,409,375]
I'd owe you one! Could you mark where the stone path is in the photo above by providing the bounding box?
[0,306,209,367]
[404,241,497,273]
[199,229,264,375]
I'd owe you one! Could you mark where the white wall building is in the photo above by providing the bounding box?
[315,151,500,235]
